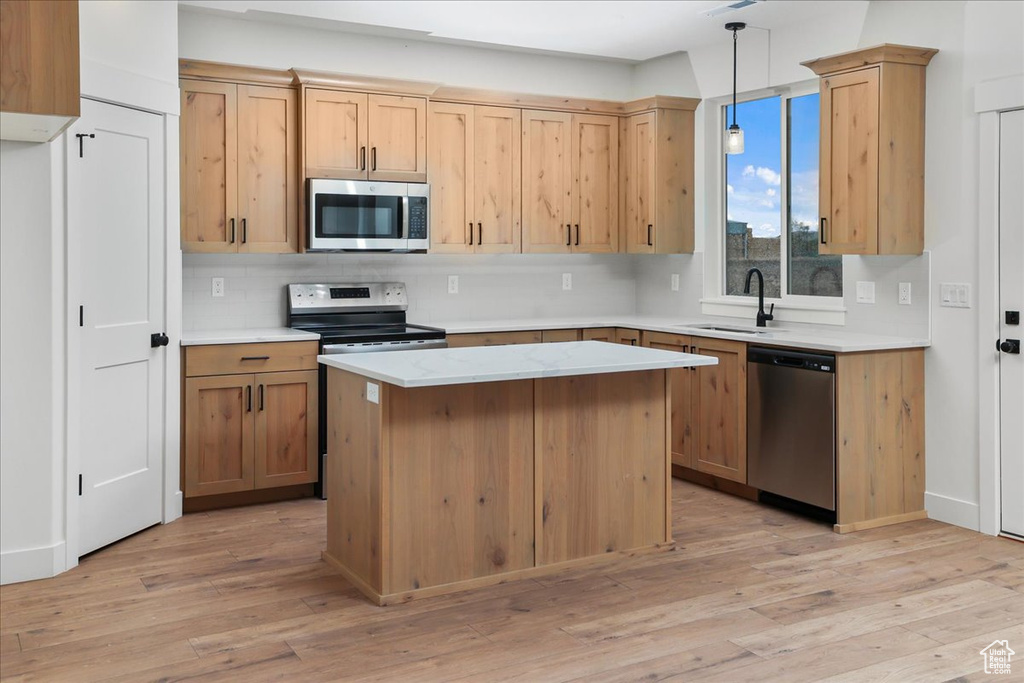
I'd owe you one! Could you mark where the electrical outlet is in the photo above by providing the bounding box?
[671,274,680,291]
[447,275,459,294]
[898,282,912,306]
[562,273,572,291]
[366,382,380,404]
[855,281,875,304]
[211,277,225,298]
[940,283,971,308]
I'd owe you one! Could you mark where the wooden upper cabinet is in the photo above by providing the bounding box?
[0,0,80,142]
[181,79,298,254]
[367,94,427,182]
[803,44,937,255]
[623,107,696,254]
[428,103,521,253]
[690,337,747,484]
[473,106,521,253]
[237,85,298,253]
[522,110,573,253]
[254,370,317,489]
[572,114,619,253]
[180,80,238,253]
[184,375,255,497]
[304,89,368,179]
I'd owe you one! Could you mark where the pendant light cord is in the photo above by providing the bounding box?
[732,27,738,127]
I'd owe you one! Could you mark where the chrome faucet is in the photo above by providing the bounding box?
[744,268,775,328]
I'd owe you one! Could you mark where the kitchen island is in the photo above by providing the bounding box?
[318,341,717,604]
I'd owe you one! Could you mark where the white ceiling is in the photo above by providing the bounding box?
[178,1,862,63]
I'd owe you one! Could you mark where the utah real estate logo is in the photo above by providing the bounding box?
[980,640,1015,675]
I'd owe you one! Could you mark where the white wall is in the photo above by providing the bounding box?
[0,0,179,584]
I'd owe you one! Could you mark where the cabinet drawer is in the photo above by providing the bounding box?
[185,341,319,377]
[446,331,542,348]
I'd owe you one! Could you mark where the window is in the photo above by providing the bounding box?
[724,92,841,301]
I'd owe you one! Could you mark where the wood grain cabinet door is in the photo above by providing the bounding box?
[624,112,657,254]
[180,79,238,253]
[642,331,695,468]
[615,328,640,346]
[254,370,318,489]
[521,110,573,253]
[303,89,368,180]
[367,94,427,182]
[691,337,747,483]
[428,102,474,253]
[820,67,879,255]
[237,85,298,253]
[184,375,255,497]
[571,114,618,253]
[474,106,522,253]
[581,328,616,343]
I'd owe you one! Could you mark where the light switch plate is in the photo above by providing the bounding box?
[856,281,875,304]
[447,275,459,294]
[898,282,912,305]
[940,282,971,308]
[366,382,380,404]
[562,273,572,291]
[671,274,680,291]
[211,277,225,298]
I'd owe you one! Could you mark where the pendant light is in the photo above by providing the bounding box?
[725,21,746,155]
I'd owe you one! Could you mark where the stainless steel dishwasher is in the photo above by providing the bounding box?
[747,346,836,513]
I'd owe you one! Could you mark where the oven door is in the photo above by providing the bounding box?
[308,179,409,251]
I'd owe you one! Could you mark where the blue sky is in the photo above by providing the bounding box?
[726,94,819,238]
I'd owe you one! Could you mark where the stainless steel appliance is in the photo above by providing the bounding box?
[307,179,429,252]
[287,282,446,498]
[747,346,836,515]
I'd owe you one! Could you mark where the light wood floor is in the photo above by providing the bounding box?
[2,480,1023,682]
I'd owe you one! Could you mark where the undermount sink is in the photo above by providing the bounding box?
[679,323,773,335]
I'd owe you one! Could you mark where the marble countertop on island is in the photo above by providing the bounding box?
[318,340,717,388]
[180,328,320,346]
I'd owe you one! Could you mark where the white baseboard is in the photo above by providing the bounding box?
[925,492,981,531]
[166,490,183,523]
[0,541,66,585]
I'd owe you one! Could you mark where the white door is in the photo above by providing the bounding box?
[999,108,1024,539]
[68,99,166,555]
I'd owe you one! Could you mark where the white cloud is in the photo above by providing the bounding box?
[727,184,734,194]
[756,167,781,186]
[753,223,778,238]
[765,188,776,197]
[742,165,755,178]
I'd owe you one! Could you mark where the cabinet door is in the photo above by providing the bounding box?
[642,332,694,469]
[254,370,318,489]
[184,375,254,497]
[691,337,747,483]
[521,110,573,253]
[180,80,238,253]
[572,114,619,253]
[474,106,522,253]
[615,328,640,346]
[304,89,368,179]
[428,102,474,253]
[625,112,656,254]
[820,68,879,255]
[581,328,616,343]
[367,94,427,182]
[237,85,298,253]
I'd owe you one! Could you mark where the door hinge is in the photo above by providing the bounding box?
[78,474,83,496]
[79,305,84,327]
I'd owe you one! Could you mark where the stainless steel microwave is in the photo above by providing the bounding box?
[307,179,429,252]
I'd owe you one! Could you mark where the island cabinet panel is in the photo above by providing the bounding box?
[835,348,925,532]
[537,370,669,565]
[690,337,747,484]
[387,381,535,593]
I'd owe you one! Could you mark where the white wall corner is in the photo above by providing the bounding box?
[925,491,981,531]
[0,542,66,585]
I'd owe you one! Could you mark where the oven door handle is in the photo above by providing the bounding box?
[322,339,448,355]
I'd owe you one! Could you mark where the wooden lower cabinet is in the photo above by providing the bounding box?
[641,331,695,469]
[446,331,542,347]
[183,342,318,502]
[582,327,640,344]
[615,328,641,346]
[541,329,581,343]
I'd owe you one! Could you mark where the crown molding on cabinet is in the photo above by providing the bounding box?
[800,43,938,77]
[291,69,440,97]
[179,59,296,87]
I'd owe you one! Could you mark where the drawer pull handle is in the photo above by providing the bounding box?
[241,355,270,361]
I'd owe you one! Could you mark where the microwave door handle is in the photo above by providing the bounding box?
[400,196,409,239]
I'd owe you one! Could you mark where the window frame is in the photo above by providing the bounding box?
[701,79,847,326]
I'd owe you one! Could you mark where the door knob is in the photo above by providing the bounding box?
[151,333,169,348]
[998,339,1020,354]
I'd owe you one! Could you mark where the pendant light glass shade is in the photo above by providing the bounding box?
[725,124,744,155]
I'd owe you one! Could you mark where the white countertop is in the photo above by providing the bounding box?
[180,328,320,346]
[424,316,930,353]
[318,340,717,388]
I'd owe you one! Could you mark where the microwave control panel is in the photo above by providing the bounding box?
[408,196,428,240]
